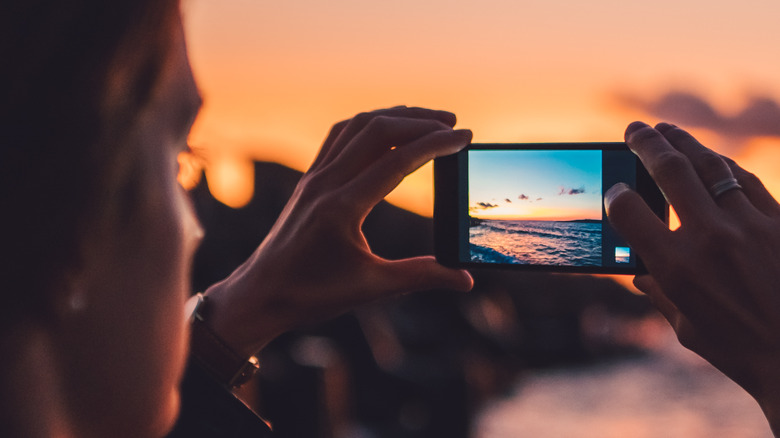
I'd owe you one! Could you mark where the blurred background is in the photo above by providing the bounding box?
[181,0,780,436]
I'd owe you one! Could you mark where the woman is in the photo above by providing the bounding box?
[0,1,471,436]
[2,1,779,437]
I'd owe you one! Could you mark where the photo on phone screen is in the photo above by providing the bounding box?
[434,143,668,274]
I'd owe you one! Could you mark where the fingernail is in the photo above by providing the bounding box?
[455,270,474,292]
[441,111,458,127]
[604,182,630,213]
[454,129,473,142]
[625,121,650,140]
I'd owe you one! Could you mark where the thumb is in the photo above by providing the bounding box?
[604,182,671,265]
[381,256,474,295]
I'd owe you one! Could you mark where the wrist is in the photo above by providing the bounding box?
[185,293,260,389]
[756,387,780,435]
[757,398,780,436]
[202,274,287,358]
[742,360,780,435]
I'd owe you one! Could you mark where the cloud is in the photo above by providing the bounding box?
[505,198,512,203]
[617,90,780,141]
[473,201,499,210]
[734,98,780,137]
[559,186,586,196]
[518,194,529,200]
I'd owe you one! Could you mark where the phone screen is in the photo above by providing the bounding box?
[434,143,667,274]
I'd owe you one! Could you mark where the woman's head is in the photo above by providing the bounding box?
[1,0,177,325]
[1,0,203,436]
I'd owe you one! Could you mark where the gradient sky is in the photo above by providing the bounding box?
[469,150,602,221]
[182,0,780,213]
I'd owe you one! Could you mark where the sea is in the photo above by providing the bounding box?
[469,219,602,266]
[473,321,774,438]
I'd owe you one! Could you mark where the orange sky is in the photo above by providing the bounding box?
[182,0,780,213]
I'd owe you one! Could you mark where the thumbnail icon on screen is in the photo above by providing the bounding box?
[615,247,631,264]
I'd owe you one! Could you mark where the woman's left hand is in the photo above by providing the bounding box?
[605,122,780,433]
[204,106,474,357]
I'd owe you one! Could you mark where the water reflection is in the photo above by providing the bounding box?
[474,325,772,438]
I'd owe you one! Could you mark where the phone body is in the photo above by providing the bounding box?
[434,142,668,274]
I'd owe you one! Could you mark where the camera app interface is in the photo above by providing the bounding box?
[465,148,635,268]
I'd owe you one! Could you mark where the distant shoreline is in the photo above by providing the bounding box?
[471,217,601,225]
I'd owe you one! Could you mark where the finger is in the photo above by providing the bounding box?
[625,122,717,226]
[721,155,780,217]
[328,116,454,183]
[604,182,674,270]
[378,256,474,295]
[345,128,472,211]
[634,275,681,324]
[320,107,458,167]
[632,274,656,295]
[309,119,349,170]
[655,123,753,212]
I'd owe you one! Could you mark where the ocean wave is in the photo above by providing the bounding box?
[469,219,602,266]
[470,243,529,264]
[476,220,601,242]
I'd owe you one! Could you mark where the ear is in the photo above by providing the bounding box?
[47,270,91,324]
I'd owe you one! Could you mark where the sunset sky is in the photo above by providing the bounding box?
[469,149,602,221]
[182,0,780,214]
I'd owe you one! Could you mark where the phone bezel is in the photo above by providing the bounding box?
[434,142,668,274]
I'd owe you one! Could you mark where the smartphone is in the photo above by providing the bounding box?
[434,142,668,274]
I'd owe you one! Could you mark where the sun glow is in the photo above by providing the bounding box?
[473,206,602,223]
[183,0,780,216]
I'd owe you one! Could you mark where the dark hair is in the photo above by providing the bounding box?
[0,0,179,325]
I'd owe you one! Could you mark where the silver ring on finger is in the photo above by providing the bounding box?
[709,177,743,199]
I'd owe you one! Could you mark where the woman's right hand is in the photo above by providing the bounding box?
[203,106,473,359]
[605,122,780,433]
